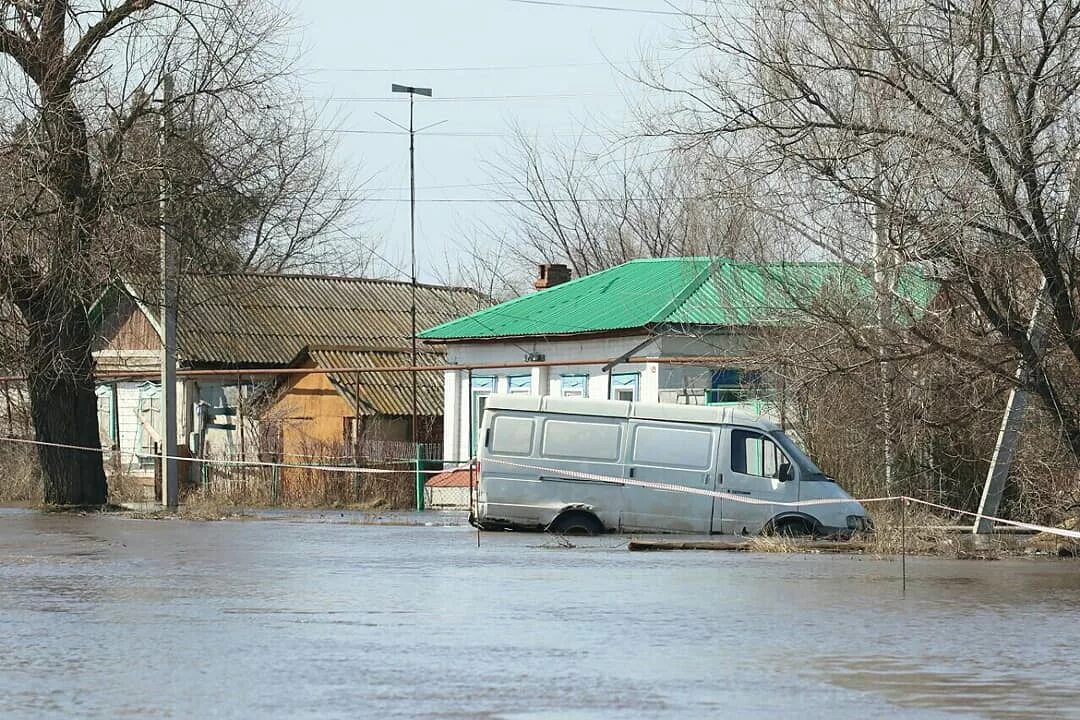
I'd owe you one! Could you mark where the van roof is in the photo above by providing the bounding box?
[484,394,782,432]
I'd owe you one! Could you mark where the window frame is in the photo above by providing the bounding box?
[470,375,496,456]
[730,427,790,479]
[609,372,640,402]
[506,374,532,395]
[559,374,589,398]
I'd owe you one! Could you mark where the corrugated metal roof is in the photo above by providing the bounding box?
[312,347,444,417]
[426,468,472,488]
[419,258,938,340]
[150,273,485,366]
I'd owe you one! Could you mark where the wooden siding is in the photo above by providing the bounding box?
[96,295,161,352]
[269,370,416,458]
[270,370,356,457]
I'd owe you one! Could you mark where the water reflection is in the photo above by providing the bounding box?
[819,656,1080,720]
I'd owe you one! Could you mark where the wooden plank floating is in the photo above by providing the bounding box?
[628,539,748,552]
[627,538,869,552]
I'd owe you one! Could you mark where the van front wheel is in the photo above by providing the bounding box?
[549,511,604,537]
[772,518,817,538]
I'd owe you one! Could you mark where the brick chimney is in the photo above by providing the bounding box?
[534,263,572,290]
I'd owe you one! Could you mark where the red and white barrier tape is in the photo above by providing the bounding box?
[485,457,899,507]
[905,496,1080,540]
[5,432,1079,541]
[482,457,1080,541]
[0,435,448,476]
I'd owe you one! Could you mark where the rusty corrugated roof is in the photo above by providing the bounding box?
[159,273,486,367]
[426,468,472,487]
[311,347,445,417]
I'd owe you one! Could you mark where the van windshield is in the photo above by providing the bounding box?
[771,431,826,478]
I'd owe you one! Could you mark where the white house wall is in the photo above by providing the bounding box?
[437,331,772,464]
[440,335,658,464]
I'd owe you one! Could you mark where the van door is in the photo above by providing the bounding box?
[719,427,799,535]
[620,422,719,533]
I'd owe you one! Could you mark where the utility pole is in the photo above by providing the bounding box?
[390,83,432,450]
[159,73,179,510]
[973,283,1048,534]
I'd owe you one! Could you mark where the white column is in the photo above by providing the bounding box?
[459,371,471,463]
[442,370,461,466]
[641,361,661,403]
[531,365,548,397]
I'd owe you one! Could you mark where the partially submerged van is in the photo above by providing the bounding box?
[473,395,870,537]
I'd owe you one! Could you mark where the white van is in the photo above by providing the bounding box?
[473,395,870,537]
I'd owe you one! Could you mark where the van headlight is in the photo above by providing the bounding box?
[846,515,869,531]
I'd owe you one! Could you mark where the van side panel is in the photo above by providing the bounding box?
[478,411,626,531]
[619,422,719,533]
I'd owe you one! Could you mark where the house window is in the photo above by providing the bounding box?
[95,385,115,448]
[507,375,532,395]
[136,382,161,470]
[560,374,588,398]
[706,368,762,405]
[610,372,639,402]
[470,376,496,455]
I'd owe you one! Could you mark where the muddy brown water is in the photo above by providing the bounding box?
[1,507,1079,719]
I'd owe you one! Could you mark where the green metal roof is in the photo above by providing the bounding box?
[419,257,937,341]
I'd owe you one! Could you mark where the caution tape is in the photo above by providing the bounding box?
[484,457,899,508]
[0,435,449,476]
[905,497,1080,540]
[4,432,1079,541]
[482,458,1080,541]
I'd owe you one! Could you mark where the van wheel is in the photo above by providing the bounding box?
[773,518,816,538]
[549,512,604,537]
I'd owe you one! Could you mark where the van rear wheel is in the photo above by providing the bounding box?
[549,512,604,537]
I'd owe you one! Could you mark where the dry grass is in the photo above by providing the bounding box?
[181,465,416,511]
[853,505,956,556]
[0,445,41,505]
[177,489,254,520]
[746,534,805,553]
[743,504,1032,558]
[107,470,155,505]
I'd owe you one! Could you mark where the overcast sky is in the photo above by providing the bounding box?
[292,1,701,283]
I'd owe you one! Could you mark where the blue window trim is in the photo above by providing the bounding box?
[560,374,589,397]
[470,376,496,456]
[507,375,532,393]
[609,372,640,401]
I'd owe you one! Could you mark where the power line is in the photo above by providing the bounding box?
[301,60,644,73]
[303,92,628,104]
[314,127,627,138]
[362,195,707,203]
[503,0,685,15]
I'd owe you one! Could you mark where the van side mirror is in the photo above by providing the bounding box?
[778,463,793,483]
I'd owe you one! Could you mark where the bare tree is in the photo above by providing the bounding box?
[0,0,362,504]
[494,127,770,276]
[658,0,1080,462]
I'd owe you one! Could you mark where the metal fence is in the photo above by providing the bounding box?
[175,442,444,509]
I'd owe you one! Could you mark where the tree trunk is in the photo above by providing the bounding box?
[20,289,108,506]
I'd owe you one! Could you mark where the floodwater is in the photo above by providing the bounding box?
[2,508,1080,720]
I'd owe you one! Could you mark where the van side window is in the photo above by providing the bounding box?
[542,419,620,461]
[632,425,712,469]
[731,429,788,478]
[490,415,534,456]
